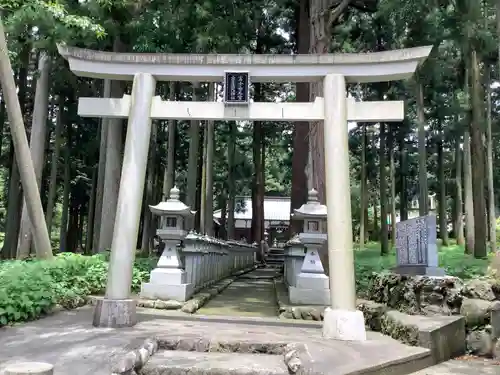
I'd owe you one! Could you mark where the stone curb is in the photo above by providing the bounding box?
[87,265,258,315]
[112,335,297,375]
[111,337,159,375]
[273,279,324,321]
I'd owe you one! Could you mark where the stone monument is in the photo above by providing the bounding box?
[393,214,445,276]
[141,186,196,301]
[289,189,330,305]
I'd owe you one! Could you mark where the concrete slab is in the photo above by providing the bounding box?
[0,307,433,375]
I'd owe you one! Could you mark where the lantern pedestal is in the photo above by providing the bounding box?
[289,232,330,305]
[140,187,196,302]
[141,279,194,302]
[141,239,195,302]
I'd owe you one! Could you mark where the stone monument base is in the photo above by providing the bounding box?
[150,267,187,284]
[92,297,137,328]
[289,286,330,305]
[322,307,366,341]
[141,282,194,302]
[392,265,445,276]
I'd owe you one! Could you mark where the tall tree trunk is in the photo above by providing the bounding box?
[252,83,265,250]
[485,66,496,251]
[86,166,97,253]
[454,136,465,246]
[17,52,51,259]
[141,121,157,252]
[469,49,487,258]
[45,95,64,235]
[200,123,208,234]
[98,38,125,252]
[204,83,215,236]
[360,124,367,248]
[290,0,310,236]
[464,130,475,253]
[388,126,396,247]
[399,126,408,221]
[379,122,389,255]
[59,126,71,252]
[92,80,110,252]
[416,81,428,216]
[227,121,237,239]
[186,82,200,229]
[163,82,176,198]
[437,121,449,246]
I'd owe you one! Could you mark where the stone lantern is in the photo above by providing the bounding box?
[288,188,330,305]
[140,186,196,302]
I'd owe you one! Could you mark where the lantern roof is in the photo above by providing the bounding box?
[292,189,327,220]
[149,186,195,217]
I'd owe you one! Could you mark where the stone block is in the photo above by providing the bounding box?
[289,285,330,306]
[141,282,194,302]
[491,302,500,339]
[381,310,465,364]
[322,307,367,341]
[5,362,54,375]
[149,268,187,285]
[92,298,137,328]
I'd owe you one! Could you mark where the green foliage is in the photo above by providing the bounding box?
[0,253,155,326]
[355,241,490,293]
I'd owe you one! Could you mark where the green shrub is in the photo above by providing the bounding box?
[0,253,155,327]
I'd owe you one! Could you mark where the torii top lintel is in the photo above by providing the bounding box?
[57,45,432,83]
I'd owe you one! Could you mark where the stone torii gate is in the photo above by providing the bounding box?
[58,45,431,340]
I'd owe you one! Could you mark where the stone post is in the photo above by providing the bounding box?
[321,74,366,341]
[93,73,156,328]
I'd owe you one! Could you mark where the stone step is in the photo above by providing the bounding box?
[143,350,288,375]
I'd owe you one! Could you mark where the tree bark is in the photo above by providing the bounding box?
[45,95,64,235]
[360,124,367,248]
[290,0,310,236]
[200,123,208,233]
[437,121,449,246]
[59,126,71,252]
[389,126,396,247]
[186,82,200,229]
[469,49,487,258]
[399,127,408,221]
[485,66,496,251]
[204,83,215,236]
[163,82,176,198]
[227,121,237,239]
[141,120,157,253]
[454,135,465,245]
[379,122,389,255]
[98,37,125,252]
[464,129,475,253]
[17,52,51,259]
[92,80,110,252]
[416,81,428,216]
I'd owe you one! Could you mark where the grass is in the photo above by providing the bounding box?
[354,240,490,292]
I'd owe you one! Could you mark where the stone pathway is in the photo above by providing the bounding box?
[196,267,280,317]
[0,306,432,375]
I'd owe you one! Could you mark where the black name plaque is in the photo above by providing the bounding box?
[224,71,250,104]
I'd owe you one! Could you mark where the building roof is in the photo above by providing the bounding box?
[213,196,291,222]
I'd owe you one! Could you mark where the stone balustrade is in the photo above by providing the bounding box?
[141,233,257,302]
